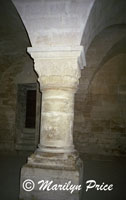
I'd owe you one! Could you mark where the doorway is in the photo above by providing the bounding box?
[15,83,37,151]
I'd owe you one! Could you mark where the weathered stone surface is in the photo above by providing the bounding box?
[74,54,126,156]
[27,46,83,153]
[19,46,84,200]
[20,152,83,200]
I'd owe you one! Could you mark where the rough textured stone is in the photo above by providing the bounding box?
[20,160,83,200]
[28,46,83,154]
[74,54,126,156]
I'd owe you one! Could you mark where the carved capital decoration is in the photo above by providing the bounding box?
[27,46,85,91]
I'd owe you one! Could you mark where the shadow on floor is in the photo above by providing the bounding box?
[0,152,125,200]
[80,154,126,200]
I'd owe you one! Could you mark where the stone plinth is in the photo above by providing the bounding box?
[20,152,83,200]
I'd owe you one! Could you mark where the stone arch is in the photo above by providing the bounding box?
[0,0,39,151]
[0,0,32,81]
[74,24,126,156]
[78,24,126,99]
[77,54,126,155]
[81,0,126,53]
[89,36,126,87]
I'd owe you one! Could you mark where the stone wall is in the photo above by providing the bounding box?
[0,53,125,156]
[0,50,125,156]
[0,0,38,151]
[74,54,126,156]
[0,55,37,151]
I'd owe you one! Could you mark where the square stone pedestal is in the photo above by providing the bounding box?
[19,152,83,200]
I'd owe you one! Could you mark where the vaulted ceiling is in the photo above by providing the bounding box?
[0,0,126,81]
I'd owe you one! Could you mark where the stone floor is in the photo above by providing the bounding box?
[0,152,125,200]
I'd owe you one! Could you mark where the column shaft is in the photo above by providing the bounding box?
[39,88,75,153]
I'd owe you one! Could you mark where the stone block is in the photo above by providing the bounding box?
[19,154,83,200]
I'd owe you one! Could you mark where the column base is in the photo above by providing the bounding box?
[37,144,75,153]
[19,152,83,200]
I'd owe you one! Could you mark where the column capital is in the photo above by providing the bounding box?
[27,46,85,90]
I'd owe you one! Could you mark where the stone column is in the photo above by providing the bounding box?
[28,46,82,154]
[20,46,84,200]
